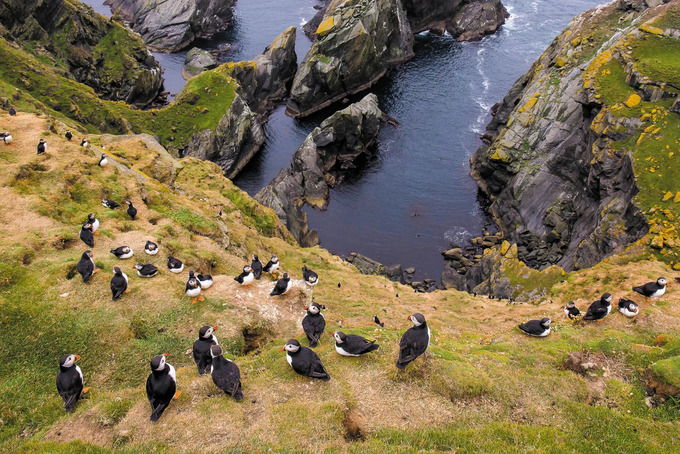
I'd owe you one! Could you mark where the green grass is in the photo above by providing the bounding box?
[630,34,680,86]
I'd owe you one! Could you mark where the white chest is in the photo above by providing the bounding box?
[186,286,201,297]
[651,287,666,298]
[168,364,176,383]
[286,353,293,367]
[76,365,83,384]
[242,273,254,285]
[335,345,359,357]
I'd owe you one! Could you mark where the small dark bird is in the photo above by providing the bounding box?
[110,246,133,259]
[583,293,613,322]
[110,267,128,300]
[302,301,326,347]
[85,213,99,233]
[210,345,243,401]
[186,270,204,304]
[65,130,73,141]
[135,263,158,278]
[270,273,292,296]
[396,313,430,370]
[564,301,581,319]
[263,256,280,278]
[281,339,330,381]
[77,250,96,283]
[79,223,95,247]
[251,254,263,279]
[146,353,178,422]
[98,154,108,166]
[197,273,213,289]
[618,298,640,318]
[167,256,184,273]
[302,265,319,286]
[126,201,137,220]
[37,138,47,154]
[193,325,218,375]
[633,277,667,299]
[81,138,89,148]
[234,265,254,288]
[338,282,341,288]
[518,317,551,337]
[373,315,384,327]
[0,131,12,145]
[144,240,159,255]
[56,354,88,412]
[333,331,379,356]
[8,107,16,116]
[102,198,120,209]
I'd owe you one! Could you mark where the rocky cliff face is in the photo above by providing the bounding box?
[104,0,235,52]
[402,0,508,40]
[257,93,383,245]
[460,0,678,292]
[183,27,297,179]
[0,0,163,106]
[287,0,414,117]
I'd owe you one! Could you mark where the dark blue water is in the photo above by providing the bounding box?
[84,0,606,281]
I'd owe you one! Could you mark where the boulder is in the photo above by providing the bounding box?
[257,93,383,245]
[183,48,218,79]
[105,0,235,52]
[345,253,406,283]
[402,0,508,40]
[287,0,414,117]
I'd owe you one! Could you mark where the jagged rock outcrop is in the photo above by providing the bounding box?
[183,48,218,79]
[257,93,383,245]
[468,2,660,275]
[0,0,163,106]
[402,0,508,40]
[183,27,297,179]
[287,0,414,117]
[104,0,235,52]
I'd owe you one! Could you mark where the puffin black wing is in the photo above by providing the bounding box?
[251,256,263,279]
[212,358,243,401]
[270,278,288,296]
[583,302,607,320]
[518,320,542,335]
[304,348,331,380]
[146,370,175,422]
[302,266,318,283]
[396,326,428,369]
[345,334,380,354]
[56,368,83,412]
[111,274,127,300]
[80,227,94,247]
[234,271,248,284]
[302,313,326,348]
[77,253,95,283]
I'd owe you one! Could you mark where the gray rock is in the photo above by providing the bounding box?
[183,48,218,79]
[105,0,235,52]
[401,0,508,39]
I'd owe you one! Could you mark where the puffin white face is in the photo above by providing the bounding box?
[244,265,252,273]
[155,355,167,371]
[283,343,300,353]
[62,354,79,368]
[308,276,318,284]
[409,315,423,326]
[271,256,279,264]
[307,304,320,315]
[603,294,612,303]
[658,278,668,286]
[333,332,344,343]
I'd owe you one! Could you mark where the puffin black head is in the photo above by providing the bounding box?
[39,138,45,144]
[658,277,668,286]
[189,270,195,278]
[59,354,80,368]
[281,339,301,353]
[305,301,325,314]
[566,301,575,308]
[210,344,223,358]
[408,313,426,326]
[199,325,217,338]
[134,263,144,271]
[253,254,259,260]
[126,200,132,206]
[82,250,93,259]
[87,213,96,222]
[113,266,122,276]
[601,293,612,304]
[150,353,169,371]
[243,265,252,273]
[540,317,552,328]
[282,273,290,281]
[333,331,347,343]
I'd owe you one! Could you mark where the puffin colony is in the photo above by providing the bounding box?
[13,119,668,420]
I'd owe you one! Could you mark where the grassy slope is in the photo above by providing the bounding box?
[0,112,679,453]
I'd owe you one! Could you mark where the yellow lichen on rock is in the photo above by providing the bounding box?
[625,93,641,107]
[639,22,664,35]
[663,191,674,201]
[316,16,335,36]
[555,56,567,67]
[519,96,538,113]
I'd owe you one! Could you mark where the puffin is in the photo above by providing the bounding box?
[126,201,137,220]
[76,250,97,283]
[8,107,16,116]
[81,138,89,148]
[302,265,319,286]
[197,273,213,289]
[86,213,99,234]
[633,277,667,299]
[135,263,158,278]
[270,273,292,296]
[193,325,218,375]
[564,301,581,319]
[333,331,380,357]
[373,315,385,327]
[102,198,120,209]
[210,345,243,401]
[518,317,551,337]
[110,246,133,259]
[65,130,73,141]
[583,293,613,322]
[145,240,159,255]
[618,298,640,318]
[146,353,179,422]
[110,266,129,300]
[56,354,88,412]
[79,223,95,248]
[234,265,254,288]
[98,154,108,166]
[186,270,204,304]
[167,256,184,273]
[263,256,280,278]
[1,131,12,145]
[396,313,430,370]
[281,339,330,381]
[37,138,46,154]
[251,254,263,279]
[302,301,326,347]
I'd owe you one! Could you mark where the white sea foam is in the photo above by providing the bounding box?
[300,18,307,26]
[444,226,473,246]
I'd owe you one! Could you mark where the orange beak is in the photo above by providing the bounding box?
[331,331,335,335]
[406,315,412,320]
[280,346,285,352]
[74,354,81,361]
[163,352,169,357]
[212,326,218,331]
[304,306,309,310]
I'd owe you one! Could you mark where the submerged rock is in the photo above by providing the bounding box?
[183,48,218,79]
[183,27,297,179]
[105,0,235,52]
[257,94,383,245]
